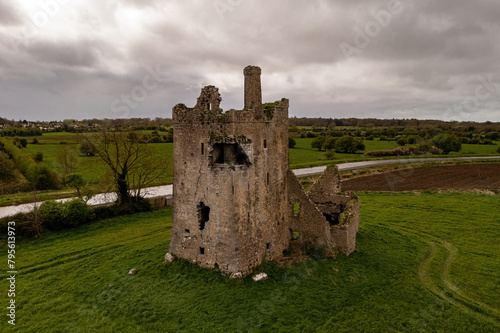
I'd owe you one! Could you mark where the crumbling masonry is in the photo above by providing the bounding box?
[168,66,359,276]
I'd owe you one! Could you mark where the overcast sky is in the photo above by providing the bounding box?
[1,0,499,122]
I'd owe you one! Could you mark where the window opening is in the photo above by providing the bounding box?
[323,213,339,226]
[211,143,248,165]
[198,202,210,230]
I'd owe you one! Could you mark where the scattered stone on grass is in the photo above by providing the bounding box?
[253,273,268,282]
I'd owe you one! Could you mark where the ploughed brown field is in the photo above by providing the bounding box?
[342,163,500,191]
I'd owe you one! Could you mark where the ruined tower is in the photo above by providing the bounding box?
[169,66,359,277]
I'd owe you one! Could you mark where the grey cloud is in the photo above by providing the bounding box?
[0,0,499,121]
[0,1,22,26]
[27,40,100,68]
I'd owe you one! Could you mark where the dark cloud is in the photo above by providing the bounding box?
[0,0,499,121]
[27,40,100,68]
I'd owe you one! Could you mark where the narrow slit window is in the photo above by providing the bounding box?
[200,247,205,255]
[263,139,267,149]
[197,202,210,230]
[201,142,204,155]
[267,173,270,185]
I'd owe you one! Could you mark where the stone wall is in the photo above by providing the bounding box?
[168,66,360,276]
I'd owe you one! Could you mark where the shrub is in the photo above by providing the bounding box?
[335,136,365,153]
[407,136,417,144]
[94,197,151,220]
[367,147,418,157]
[324,150,336,160]
[311,136,326,151]
[0,211,42,237]
[19,138,28,148]
[33,152,44,163]
[322,136,336,151]
[0,151,16,182]
[367,145,443,157]
[28,164,60,190]
[39,200,65,230]
[79,141,96,156]
[366,135,375,141]
[487,132,499,141]
[63,198,95,227]
[288,137,296,148]
[468,138,480,144]
[397,138,408,146]
[165,128,174,142]
[417,143,444,155]
[39,199,94,230]
[150,135,162,143]
[497,146,500,154]
[430,134,461,154]
[32,138,39,144]
[479,139,494,145]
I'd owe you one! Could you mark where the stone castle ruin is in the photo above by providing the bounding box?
[168,66,359,277]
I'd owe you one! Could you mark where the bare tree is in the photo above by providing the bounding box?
[56,145,79,178]
[78,128,168,205]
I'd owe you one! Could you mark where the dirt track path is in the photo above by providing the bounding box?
[380,223,500,327]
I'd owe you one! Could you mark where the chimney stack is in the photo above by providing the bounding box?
[244,66,263,119]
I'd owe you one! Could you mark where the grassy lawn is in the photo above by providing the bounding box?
[2,192,498,332]
[450,143,500,156]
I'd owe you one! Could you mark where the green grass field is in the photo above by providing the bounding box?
[289,138,500,168]
[289,138,403,168]
[2,192,498,332]
[24,132,173,188]
[1,132,497,207]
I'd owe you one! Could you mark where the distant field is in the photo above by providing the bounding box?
[0,132,497,207]
[24,132,173,187]
[2,193,498,332]
[289,137,500,168]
